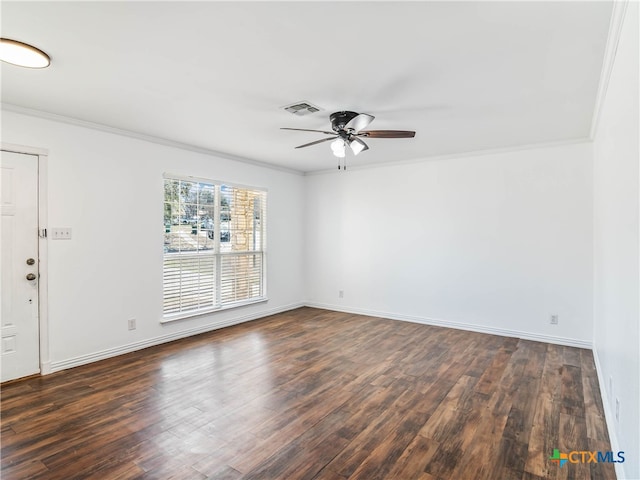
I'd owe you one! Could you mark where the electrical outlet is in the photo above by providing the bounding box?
[51,228,72,240]
[338,290,344,298]
[128,318,136,331]
[550,314,559,325]
[615,398,620,422]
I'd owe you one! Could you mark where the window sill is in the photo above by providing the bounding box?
[160,297,269,324]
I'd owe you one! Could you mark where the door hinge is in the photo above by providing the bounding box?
[39,228,47,238]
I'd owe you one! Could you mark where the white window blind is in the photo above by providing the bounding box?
[163,177,266,319]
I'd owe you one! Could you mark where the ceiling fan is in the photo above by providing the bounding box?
[281,111,415,169]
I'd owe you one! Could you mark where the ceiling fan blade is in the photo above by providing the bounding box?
[349,137,369,156]
[281,127,336,135]
[344,113,375,132]
[357,130,416,138]
[294,136,337,149]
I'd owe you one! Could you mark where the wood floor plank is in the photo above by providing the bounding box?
[347,389,436,480]
[384,434,440,480]
[475,348,512,395]
[0,308,614,480]
[321,384,421,478]
[0,459,50,479]
[240,409,353,480]
[561,365,586,418]
[417,375,481,445]
[587,438,618,480]
[443,382,513,479]
[558,413,590,480]
[228,381,359,474]
[525,344,563,479]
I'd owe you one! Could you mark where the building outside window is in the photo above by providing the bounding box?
[163,175,266,319]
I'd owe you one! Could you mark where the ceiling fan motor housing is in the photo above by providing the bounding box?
[330,111,359,132]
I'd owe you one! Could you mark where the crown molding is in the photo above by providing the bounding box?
[1,103,304,176]
[304,137,592,176]
[590,0,630,139]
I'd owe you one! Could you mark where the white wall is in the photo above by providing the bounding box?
[1,110,306,370]
[305,142,594,346]
[592,2,639,478]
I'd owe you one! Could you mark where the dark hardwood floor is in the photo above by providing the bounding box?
[1,308,614,479]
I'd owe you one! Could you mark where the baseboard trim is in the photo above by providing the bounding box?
[592,347,626,480]
[305,302,593,349]
[40,361,52,375]
[49,302,304,373]
[48,301,592,372]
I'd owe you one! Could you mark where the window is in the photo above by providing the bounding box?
[163,176,266,319]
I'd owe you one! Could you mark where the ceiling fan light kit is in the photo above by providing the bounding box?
[282,110,415,170]
[331,138,346,158]
[349,137,368,155]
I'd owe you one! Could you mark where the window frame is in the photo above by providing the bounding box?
[161,173,267,323]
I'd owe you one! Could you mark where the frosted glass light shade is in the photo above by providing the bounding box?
[331,138,346,158]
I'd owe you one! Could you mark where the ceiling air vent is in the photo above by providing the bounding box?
[283,101,322,116]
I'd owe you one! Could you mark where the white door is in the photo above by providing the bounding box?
[1,150,40,382]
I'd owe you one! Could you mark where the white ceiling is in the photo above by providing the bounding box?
[1,1,613,173]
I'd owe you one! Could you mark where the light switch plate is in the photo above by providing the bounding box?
[51,228,72,240]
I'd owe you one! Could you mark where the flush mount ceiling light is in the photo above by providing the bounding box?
[0,38,50,68]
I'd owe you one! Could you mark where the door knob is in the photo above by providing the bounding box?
[26,273,36,281]
[26,258,35,265]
